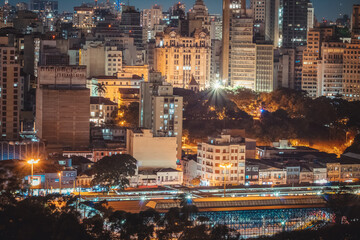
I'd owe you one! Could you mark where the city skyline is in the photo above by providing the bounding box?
[6,0,357,21]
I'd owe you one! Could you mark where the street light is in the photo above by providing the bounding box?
[220,163,232,197]
[58,172,62,195]
[27,159,40,194]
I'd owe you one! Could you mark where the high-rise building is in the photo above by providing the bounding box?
[0,38,21,140]
[265,0,281,46]
[120,6,143,49]
[343,43,360,101]
[196,133,246,186]
[169,2,185,28]
[317,42,346,98]
[30,0,58,13]
[221,0,247,84]
[80,42,123,78]
[301,27,335,98]
[141,5,163,30]
[186,0,210,34]
[252,0,266,39]
[307,2,315,31]
[36,66,90,151]
[141,5,163,42]
[154,28,211,90]
[222,0,274,91]
[209,14,222,40]
[276,46,305,90]
[280,0,309,48]
[351,5,360,41]
[255,44,275,92]
[73,5,95,32]
[210,39,222,85]
[139,72,183,159]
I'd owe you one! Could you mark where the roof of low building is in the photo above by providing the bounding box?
[90,97,117,105]
[157,168,180,173]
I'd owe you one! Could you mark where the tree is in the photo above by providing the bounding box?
[91,154,137,192]
[117,102,139,128]
[0,196,92,240]
[109,209,160,240]
[210,225,240,240]
[344,134,360,154]
[93,83,107,97]
[190,176,201,186]
[325,192,360,224]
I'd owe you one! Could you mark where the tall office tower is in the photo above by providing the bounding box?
[255,44,275,92]
[317,42,346,98]
[210,39,222,85]
[209,14,222,40]
[222,1,259,89]
[0,38,21,140]
[264,0,281,46]
[36,66,90,151]
[154,28,211,90]
[294,46,306,90]
[141,5,163,42]
[343,43,360,101]
[29,0,58,13]
[351,5,360,41]
[187,0,210,34]
[252,0,266,39]
[29,0,58,31]
[73,5,95,32]
[301,27,335,98]
[280,0,309,48]
[307,2,315,31]
[276,46,305,90]
[139,72,183,159]
[221,0,245,84]
[80,42,123,78]
[169,2,185,28]
[120,6,143,49]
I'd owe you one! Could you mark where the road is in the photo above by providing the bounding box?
[74,184,360,202]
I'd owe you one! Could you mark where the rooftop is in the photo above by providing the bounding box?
[90,97,117,105]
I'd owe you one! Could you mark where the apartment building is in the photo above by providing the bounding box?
[301,27,335,97]
[0,40,21,140]
[139,72,183,159]
[342,43,360,100]
[73,5,95,32]
[196,134,246,186]
[90,97,117,126]
[317,42,346,97]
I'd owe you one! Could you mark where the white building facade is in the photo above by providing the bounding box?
[196,134,246,186]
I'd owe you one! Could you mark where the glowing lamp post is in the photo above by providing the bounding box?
[27,159,40,186]
[27,159,40,196]
[220,163,232,197]
[58,172,62,194]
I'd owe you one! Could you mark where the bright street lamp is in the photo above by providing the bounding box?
[220,163,232,197]
[27,159,40,186]
[58,172,62,194]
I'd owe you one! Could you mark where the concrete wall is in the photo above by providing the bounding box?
[36,88,90,151]
[127,129,178,169]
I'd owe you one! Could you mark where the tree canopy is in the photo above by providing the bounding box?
[91,154,137,191]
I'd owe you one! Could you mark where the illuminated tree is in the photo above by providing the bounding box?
[91,154,137,192]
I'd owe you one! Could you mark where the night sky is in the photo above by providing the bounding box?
[6,0,358,21]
